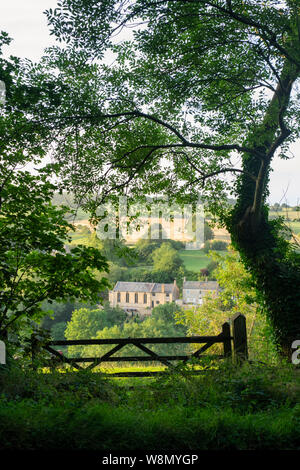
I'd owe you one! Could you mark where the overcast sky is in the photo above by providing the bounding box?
[1,0,299,205]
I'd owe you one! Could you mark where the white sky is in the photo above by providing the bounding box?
[1,0,299,205]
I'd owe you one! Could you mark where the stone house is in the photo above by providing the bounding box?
[109,280,180,316]
[182,280,220,306]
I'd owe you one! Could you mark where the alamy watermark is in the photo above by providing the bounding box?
[95,197,205,249]
[0,341,5,365]
[0,80,6,105]
[291,340,300,365]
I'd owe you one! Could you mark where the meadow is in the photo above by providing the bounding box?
[179,249,228,272]
[178,249,210,271]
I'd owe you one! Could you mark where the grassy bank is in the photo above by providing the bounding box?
[0,360,299,451]
[0,400,298,451]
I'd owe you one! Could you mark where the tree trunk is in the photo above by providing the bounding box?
[231,216,300,359]
[226,59,300,360]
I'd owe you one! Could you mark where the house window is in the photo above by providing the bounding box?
[135,293,138,303]
[117,292,120,302]
[166,293,169,297]
[126,292,129,303]
[143,294,147,304]
[156,301,159,304]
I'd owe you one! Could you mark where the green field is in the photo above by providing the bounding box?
[179,249,228,272]
[179,249,210,271]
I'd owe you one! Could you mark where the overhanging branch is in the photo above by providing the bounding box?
[45,110,263,159]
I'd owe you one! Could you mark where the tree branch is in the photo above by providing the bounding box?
[45,110,264,158]
[202,0,300,68]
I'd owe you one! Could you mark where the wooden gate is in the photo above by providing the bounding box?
[31,313,248,377]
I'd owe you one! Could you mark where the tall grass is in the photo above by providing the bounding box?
[0,359,299,450]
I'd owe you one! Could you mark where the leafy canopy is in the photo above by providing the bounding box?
[0,35,110,339]
[43,1,300,355]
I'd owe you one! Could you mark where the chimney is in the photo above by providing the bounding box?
[174,279,177,287]
[183,276,186,283]
[162,283,165,293]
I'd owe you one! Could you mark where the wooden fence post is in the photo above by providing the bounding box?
[231,313,248,362]
[222,321,232,359]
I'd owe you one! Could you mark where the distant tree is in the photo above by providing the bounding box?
[41,299,101,331]
[65,308,104,342]
[206,260,219,280]
[169,240,185,250]
[203,240,228,253]
[211,240,229,251]
[136,237,185,264]
[135,239,160,262]
[71,232,136,267]
[152,242,184,275]
[139,270,175,283]
[204,222,214,241]
[81,302,188,358]
[101,238,137,266]
[140,304,188,355]
[151,302,186,329]
[41,300,75,330]
[65,302,127,341]
[51,321,67,341]
[202,241,211,253]
[81,322,142,359]
[107,263,130,284]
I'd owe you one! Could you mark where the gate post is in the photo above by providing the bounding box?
[222,321,232,359]
[231,313,248,362]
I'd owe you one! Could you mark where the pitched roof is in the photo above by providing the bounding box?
[152,283,175,294]
[113,281,176,294]
[183,281,219,290]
